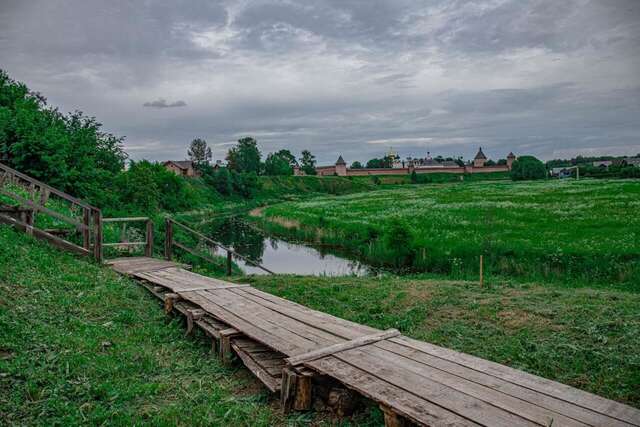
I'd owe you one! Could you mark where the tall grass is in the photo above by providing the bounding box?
[259,179,640,289]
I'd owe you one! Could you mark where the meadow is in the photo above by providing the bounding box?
[259,179,640,288]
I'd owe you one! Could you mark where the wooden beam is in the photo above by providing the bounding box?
[0,212,90,257]
[164,293,180,314]
[0,187,87,230]
[145,219,154,257]
[165,218,173,261]
[185,309,205,335]
[102,216,150,223]
[102,241,147,247]
[286,329,400,366]
[380,405,407,427]
[219,328,241,364]
[92,209,103,262]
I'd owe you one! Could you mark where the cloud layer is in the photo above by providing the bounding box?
[143,99,187,108]
[1,0,639,163]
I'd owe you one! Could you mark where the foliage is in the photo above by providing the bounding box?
[226,137,261,174]
[199,164,260,199]
[365,156,392,168]
[351,161,363,169]
[187,138,212,166]
[0,70,127,203]
[300,150,317,175]
[110,160,207,215]
[259,179,640,287]
[264,151,294,176]
[510,155,547,180]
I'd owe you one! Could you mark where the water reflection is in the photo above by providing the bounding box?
[202,217,371,276]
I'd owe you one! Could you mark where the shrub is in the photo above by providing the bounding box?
[510,155,546,181]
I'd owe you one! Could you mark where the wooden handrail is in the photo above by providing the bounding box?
[101,216,154,259]
[165,218,274,275]
[0,162,94,209]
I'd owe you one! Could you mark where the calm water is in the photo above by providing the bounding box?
[205,217,372,276]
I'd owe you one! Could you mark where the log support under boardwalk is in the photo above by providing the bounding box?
[380,405,408,427]
[164,293,180,314]
[281,366,314,412]
[219,328,241,363]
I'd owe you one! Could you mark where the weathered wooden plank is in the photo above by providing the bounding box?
[201,288,344,349]
[286,329,400,366]
[183,291,301,356]
[363,344,587,427]
[333,347,538,427]
[390,336,640,426]
[231,340,281,392]
[377,340,631,427]
[308,356,481,427]
[193,289,329,353]
[232,287,376,339]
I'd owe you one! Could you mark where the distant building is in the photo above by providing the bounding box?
[593,160,612,169]
[507,152,516,169]
[163,160,198,177]
[623,157,640,167]
[473,147,487,168]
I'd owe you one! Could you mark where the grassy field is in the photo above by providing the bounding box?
[1,223,639,426]
[258,179,640,289]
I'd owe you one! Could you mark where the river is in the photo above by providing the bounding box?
[204,217,372,276]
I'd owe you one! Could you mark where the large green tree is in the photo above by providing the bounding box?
[187,138,212,166]
[510,155,547,181]
[264,151,294,176]
[300,150,316,175]
[0,70,126,203]
[226,137,261,174]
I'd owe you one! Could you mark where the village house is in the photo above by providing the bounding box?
[163,160,199,177]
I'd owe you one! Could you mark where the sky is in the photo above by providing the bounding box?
[1,0,639,165]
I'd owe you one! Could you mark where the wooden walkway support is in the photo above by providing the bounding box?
[108,257,640,427]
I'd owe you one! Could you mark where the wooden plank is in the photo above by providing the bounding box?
[308,356,481,427]
[231,287,374,339]
[377,340,631,427]
[179,284,250,293]
[332,347,538,427]
[286,329,400,366]
[231,341,281,392]
[192,290,335,355]
[102,217,150,222]
[183,292,302,356]
[363,345,587,427]
[390,336,640,426]
[237,287,377,337]
[199,288,344,350]
[102,241,147,247]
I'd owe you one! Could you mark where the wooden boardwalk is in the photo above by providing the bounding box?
[108,257,640,427]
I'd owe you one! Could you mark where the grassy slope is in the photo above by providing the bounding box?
[248,274,640,408]
[0,226,279,425]
[259,179,640,287]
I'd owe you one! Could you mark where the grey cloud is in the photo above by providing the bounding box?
[0,0,638,164]
[143,99,187,108]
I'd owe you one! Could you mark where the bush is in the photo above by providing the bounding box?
[510,156,546,181]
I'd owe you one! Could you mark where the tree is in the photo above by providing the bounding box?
[264,151,293,176]
[486,159,496,166]
[300,150,316,175]
[188,138,212,166]
[366,156,393,168]
[351,161,363,169]
[226,137,261,174]
[275,149,297,167]
[510,155,547,181]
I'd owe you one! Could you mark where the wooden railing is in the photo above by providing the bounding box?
[0,162,103,260]
[165,218,274,275]
[101,217,154,259]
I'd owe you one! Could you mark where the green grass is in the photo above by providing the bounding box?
[0,226,281,425]
[247,274,640,408]
[258,179,640,288]
[0,225,385,426]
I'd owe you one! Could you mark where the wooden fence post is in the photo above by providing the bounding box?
[145,218,154,257]
[226,250,233,276]
[92,209,103,262]
[165,218,173,261]
[82,208,90,250]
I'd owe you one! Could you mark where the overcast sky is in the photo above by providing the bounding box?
[1,0,639,164]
